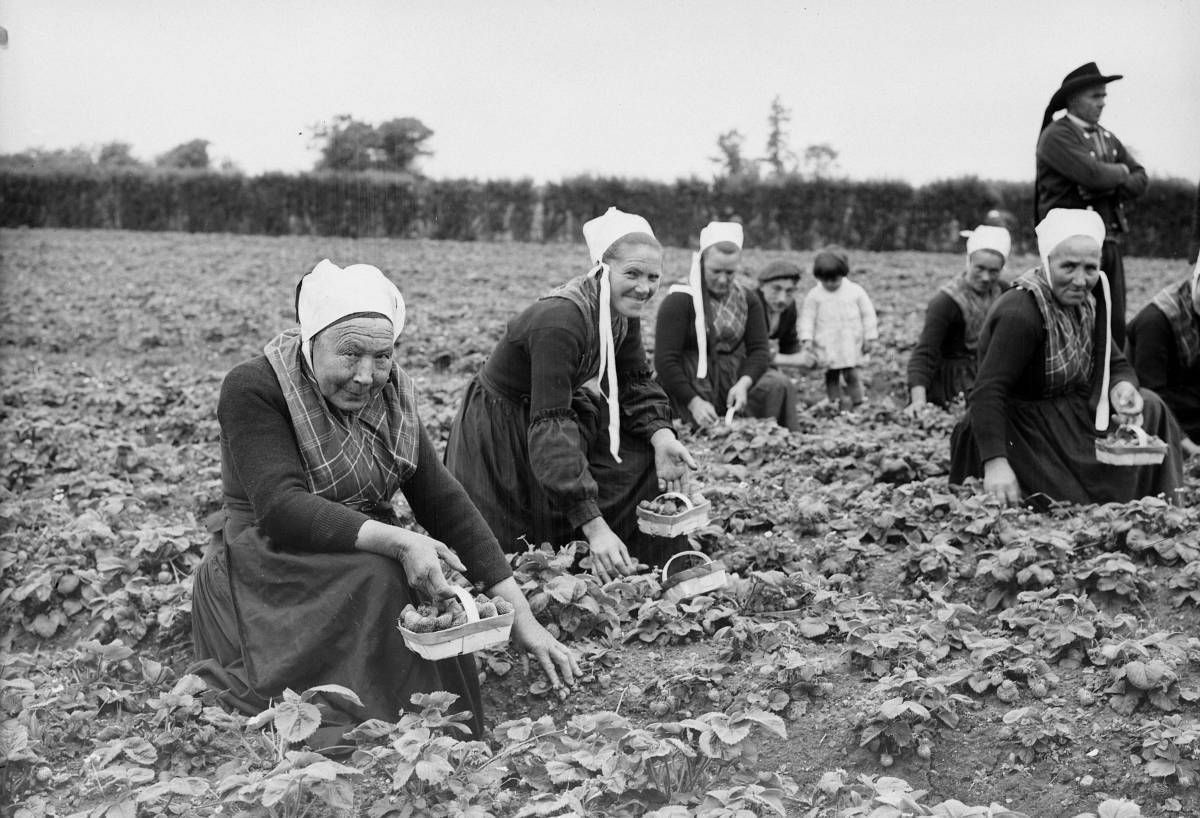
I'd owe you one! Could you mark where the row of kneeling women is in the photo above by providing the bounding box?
[189,205,1191,743]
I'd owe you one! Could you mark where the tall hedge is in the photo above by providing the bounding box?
[1,167,1194,257]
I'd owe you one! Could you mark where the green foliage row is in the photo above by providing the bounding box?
[1,167,1194,256]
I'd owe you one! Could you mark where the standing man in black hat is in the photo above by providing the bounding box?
[1036,62,1148,344]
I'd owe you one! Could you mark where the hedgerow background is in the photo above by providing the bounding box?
[2,227,1200,817]
[1,169,1196,257]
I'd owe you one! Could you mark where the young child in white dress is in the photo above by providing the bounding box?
[799,247,879,407]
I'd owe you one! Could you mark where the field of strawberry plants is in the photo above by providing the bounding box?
[3,227,1200,817]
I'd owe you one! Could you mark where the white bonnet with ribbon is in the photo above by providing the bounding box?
[580,207,657,462]
[297,259,405,367]
[963,225,1012,263]
[670,221,745,380]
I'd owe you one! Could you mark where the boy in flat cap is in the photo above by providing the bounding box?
[1035,61,1148,345]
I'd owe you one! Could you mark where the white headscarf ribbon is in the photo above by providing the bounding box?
[1034,209,1110,430]
[581,207,656,463]
[669,221,744,380]
[297,259,405,368]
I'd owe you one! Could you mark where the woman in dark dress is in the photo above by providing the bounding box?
[446,207,697,583]
[907,225,1010,411]
[950,209,1183,506]
[1126,261,1200,456]
[190,260,577,740]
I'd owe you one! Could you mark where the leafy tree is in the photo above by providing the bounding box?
[156,139,211,170]
[96,142,143,168]
[802,143,840,179]
[710,129,757,180]
[311,114,433,173]
[763,95,797,177]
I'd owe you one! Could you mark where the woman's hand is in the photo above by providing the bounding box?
[580,517,635,583]
[355,520,466,600]
[905,386,928,417]
[983,457,1021,506]
[651,429,698,494]
[1110,380,1144,423]
[488,577,581,690]
[688,396,719,427]
[725,377,752,416]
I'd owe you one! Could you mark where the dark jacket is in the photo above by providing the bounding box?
[1035,116,1148,233]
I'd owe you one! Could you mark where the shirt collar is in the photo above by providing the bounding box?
[1064,112,1098,133]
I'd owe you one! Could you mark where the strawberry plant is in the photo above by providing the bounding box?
[1133,715,1200,786]
[1070,552,1148,609]
[627,596,736,645]
[1104,659,1200,715]
[996,706,1074,763]
[347,691,500,817]
[857,668,973,766]
[511,541,624,641]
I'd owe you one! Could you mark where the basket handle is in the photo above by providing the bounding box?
[450,585,479,624]
[661,549,712,582]
[655,491,695,510]
[1119,424,1151,446]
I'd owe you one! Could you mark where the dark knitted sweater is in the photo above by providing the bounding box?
[219,355,512,588]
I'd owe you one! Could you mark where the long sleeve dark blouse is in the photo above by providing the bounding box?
[1127,303,1200,437]
[219,356,512,588]
[654,288,772,405]
[907,292,967,390]
[968,289,1136,462]
[479,297,674,529]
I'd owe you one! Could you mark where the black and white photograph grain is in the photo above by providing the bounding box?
[2,1,1200,815]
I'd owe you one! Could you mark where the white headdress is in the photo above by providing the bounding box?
[670,221,744,380]
[298,259,405,367]
[1034,208,1111,430]
[963,225,1012,263]
[581,207,656,463]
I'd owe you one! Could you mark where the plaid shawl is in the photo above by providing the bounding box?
[939,275,1001,354]
[707,282,749,353]
[1151,278,1200,369]
[1014,268,1095,395]
[542,274,630,382]
[264,329,419,510]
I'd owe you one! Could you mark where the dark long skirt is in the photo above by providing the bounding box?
[445,375,684,567]
[188,507,484,737]
[927,355,975,408]
[949,386,1184,505]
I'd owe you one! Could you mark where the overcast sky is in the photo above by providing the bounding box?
[1,0,1197,185]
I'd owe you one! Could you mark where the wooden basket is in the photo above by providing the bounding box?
[637,492,711,537]
[661,550,727,603]
[1095,424,1168,466]
[398,586,514,660]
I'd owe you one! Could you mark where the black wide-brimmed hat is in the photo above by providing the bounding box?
[1041,62,1124,129]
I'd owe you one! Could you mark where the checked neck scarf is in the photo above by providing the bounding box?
[940,275,1001,354]
[706,282,749,354]
[1015,268,1095,396]
[543,274,631,384]
[264,329,419,511]
[1151,278,1200,369]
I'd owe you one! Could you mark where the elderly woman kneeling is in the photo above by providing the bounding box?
[190,260,577,741]
[950,209,1184,506]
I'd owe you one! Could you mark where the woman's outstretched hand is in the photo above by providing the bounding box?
[581,517,635,583]
[651,429,698,494]
[489,577,581,690]
[983,457,1021,507]
[355,520,466,600]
